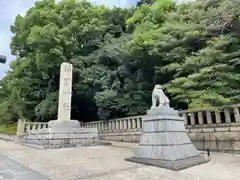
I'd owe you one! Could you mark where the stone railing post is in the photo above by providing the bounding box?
[136,118,141,129]
[108,121,111,131]
[97,122,100,131]
[224,108,231,123]
[37,124,41,130]
[189,113,195,125]
[100,122,103,130]
[26,123,31,133]
[110,121,114,131]
[16,119,25,136]
[32,124,37,131]
[197,112,204,125]
[206,111,212,124]
[104,121,108,131]
[182,113,188,126]
[215,110,221,123]
[120,120,123,130]
[127,119,132,129]
[132,119,136,129]
[116,120,120,130]
[234,107,240,122]
[123,120,127,129]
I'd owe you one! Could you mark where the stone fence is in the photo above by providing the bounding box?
[17,104,240,152]
[16,121,48,136]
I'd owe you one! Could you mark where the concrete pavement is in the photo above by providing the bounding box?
[0,140,239,180]
[0,154,49,180]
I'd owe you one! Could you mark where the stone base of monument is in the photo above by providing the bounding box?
[125,106,209,171]
[19,120,108,149]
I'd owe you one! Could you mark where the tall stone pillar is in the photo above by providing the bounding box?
[21,62,101,149]
[57,62,73,121]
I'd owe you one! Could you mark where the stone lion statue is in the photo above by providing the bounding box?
[151,84,170,109]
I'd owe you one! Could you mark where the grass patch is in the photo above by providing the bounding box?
[0,124,17,135]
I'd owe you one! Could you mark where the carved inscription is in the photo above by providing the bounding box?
[63,103,70,110]
[57,62,73,120]
[64,78,71,86]
[63,88,71,94]
[64,64,72,73]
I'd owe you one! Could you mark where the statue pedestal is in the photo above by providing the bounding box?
[20,120,101,149]
[126,106,208,171]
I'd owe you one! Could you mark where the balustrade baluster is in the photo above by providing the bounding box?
[224,109,231,123]
[234,107,240,122]
[206,111,213,124]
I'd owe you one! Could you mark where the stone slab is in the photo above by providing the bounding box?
[48,119,80,129]
[135,144,200,161]
[143,115,183,121]
[20,140,111,150]
[139,132,191,145]
[143,120,186,132]
[21,120,100,149]
[21,135,100,149]
[146,106,179,116]
[125,155,209,171]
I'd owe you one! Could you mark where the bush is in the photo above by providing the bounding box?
[0,124,17,135]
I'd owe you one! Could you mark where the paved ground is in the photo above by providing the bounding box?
[0,140,240,180]
[0,154,49,180]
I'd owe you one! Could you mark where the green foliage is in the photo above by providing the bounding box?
[152,0,240,108]
[137,0,156,7]
[0,0,134,122]
[0,124,17,135]
[0,0,240,124]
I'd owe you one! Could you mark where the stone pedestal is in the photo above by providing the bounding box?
[126,106,208,171]
[21,120,101,149]
[18,62,110,149]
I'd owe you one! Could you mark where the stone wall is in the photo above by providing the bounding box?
[17,104,240,153]
[99,129,142,143]
[188,123,240,153]
[83,104,240,153]
[98,123,240,153]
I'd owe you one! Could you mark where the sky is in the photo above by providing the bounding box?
[0,0,191,79]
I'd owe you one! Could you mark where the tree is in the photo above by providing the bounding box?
[0,0,133,122]
[1,0,240,124]
[137,0,156,7]
[145,0,240,108]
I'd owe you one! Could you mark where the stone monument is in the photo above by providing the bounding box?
[47,62,80,131]
[21,62,101,149]
[57,62,73,121]
[126,84,208,171]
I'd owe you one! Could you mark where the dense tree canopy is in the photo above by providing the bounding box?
[0,0,239,124]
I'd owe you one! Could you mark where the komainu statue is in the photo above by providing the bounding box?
[151,84,169,109]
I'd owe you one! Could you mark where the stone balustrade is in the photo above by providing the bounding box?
[181,103,240,126]
[17,119,48,135]
[82,104,240,153]
[81,115,143,132]
[16,104,240,152]
[82,104,240,131]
